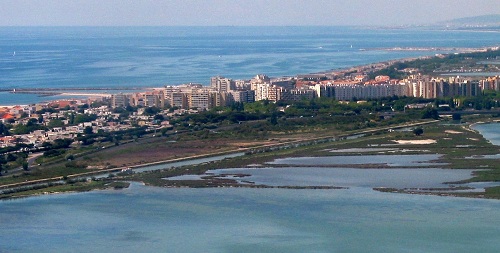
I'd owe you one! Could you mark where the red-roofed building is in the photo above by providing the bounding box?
[1,114,15,123]
[295,80,317,89]
[48,100,78,109]
[375,75,390,82]
[2,114,14,119]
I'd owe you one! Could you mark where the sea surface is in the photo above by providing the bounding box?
[1,123,500,252]
[1,26,500,105]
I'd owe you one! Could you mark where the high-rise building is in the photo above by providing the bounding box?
[111,93,130,108]
[188,90,210,110]
[229,90,255,103]
[210,76,234,92]
[169,93,188,109]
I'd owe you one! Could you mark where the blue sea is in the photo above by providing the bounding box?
[1,26,499,105]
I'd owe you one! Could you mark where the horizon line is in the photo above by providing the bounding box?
[0,24,455,28]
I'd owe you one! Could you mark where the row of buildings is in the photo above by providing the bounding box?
[2,73,499,148]
[111,74,500,110]
[0,102,166,148]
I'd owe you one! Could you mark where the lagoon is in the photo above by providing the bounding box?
[1,185,500,253]
[471,122,500,146]
[1,123,500,252]
[196,167,477,189]
[268,154,444,167]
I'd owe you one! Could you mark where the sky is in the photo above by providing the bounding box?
[0,0,499,26]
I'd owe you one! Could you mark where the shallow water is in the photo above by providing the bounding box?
[328,147,397,153]
[1,185,499,253]
[132,152,244,173]
[268,154,445,167]
[471,122,500,146]
[2,124,500,252]
[200,167,478,188]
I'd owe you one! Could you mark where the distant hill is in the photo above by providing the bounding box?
[435,14,500,28]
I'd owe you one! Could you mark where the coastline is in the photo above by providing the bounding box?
[1,45,496,108]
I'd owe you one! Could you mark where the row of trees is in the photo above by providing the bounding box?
[170,96,443,137]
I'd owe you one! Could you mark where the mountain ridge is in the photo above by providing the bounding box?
[436,14,500,27]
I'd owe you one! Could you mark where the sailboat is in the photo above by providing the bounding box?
[13,51,16,56]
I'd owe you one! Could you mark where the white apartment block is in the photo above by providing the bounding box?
[210,76,234,92]
[253,83,272,101]
[188,90,210,110]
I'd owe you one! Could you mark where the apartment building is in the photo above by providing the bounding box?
[210,76,235,92]
[229,90,255,103]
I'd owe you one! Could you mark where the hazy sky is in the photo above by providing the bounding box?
[1,0,499,26]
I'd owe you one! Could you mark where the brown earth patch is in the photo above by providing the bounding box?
[82,137,275,168]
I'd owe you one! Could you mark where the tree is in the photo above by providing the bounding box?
[413,127,424,136]
[144,107,160,116]
[269,112,278,125]
[13,120,46,135]
[0,123,10,136]
[91,101,106,108]
[161,128,169,137]
[6,153,16,162]
[154,114,165,121]
[68,113,75,125]
[43,149,65,157]
[421,108,439,120]
[22,162,29,171]
[41,141,53,148]
[53,138,73,149]
[48,119,65,128]
[65,154,75,161]
[84,126,93,135]
[74,114,97,124]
